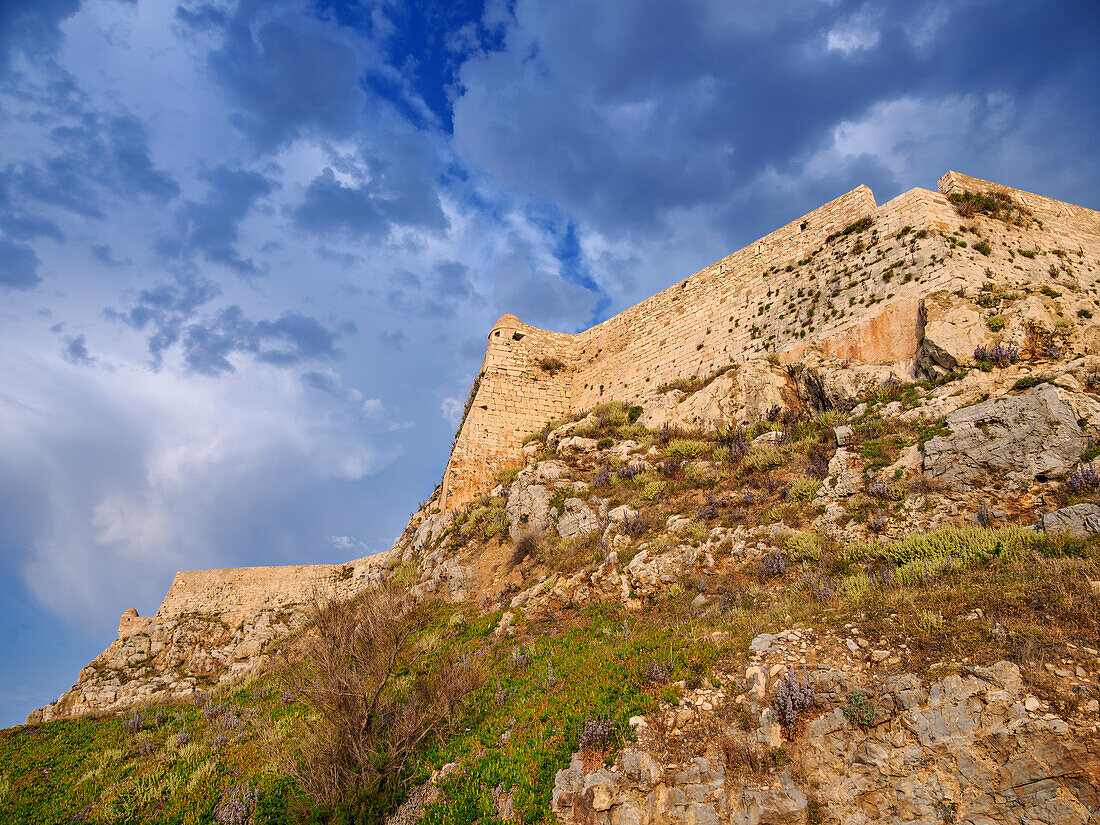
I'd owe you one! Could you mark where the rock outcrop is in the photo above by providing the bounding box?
[553,661,1100,825]
[923,383,1100,486]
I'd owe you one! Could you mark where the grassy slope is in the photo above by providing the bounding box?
[3,376,1099,823]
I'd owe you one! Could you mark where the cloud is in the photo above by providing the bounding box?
[440,396,463,426]
[104,274,222,367]
[207,0,371,150]
[0,238,42,290]
[0,0,81,75]
[61,334,93,365]
[0,349,400,628]
[161,165,274,276]
[290,138,449,240]
[182,306,342,376]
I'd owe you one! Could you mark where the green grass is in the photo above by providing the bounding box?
[0,674,319,825]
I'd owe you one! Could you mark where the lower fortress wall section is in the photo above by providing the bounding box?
[441,172,1100,509]
[118,555,388,637]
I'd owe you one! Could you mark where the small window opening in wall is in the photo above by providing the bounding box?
[800,221,808,231]
[513,332,525,341]
[494,331,500,337]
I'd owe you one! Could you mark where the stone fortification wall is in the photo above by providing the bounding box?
[116,554,389,637]
[440,172,1100,510]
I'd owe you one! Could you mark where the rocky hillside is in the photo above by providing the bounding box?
[4,181,1100,824]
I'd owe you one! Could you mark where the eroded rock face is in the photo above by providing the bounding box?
[552,663,1100,825]
[636,362,799,433]
[505,460,571,536]
[923,383,1100,485]
[28,608,308,723]
[918,291,989,375]
[1039,503,1100,537]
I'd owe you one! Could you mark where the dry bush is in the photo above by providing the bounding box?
[719,736,772,780]
[279,587,480,809]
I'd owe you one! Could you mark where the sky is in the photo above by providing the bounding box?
[0,0,1097,728]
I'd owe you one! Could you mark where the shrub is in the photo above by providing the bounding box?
[577,716,618,752]
[660,456,684,478]
[593,464,612,488]
[617,462,645,480]
[697,490,726,520]
[843,692,875,728]
[868,481,889,499]
[122,710,144,733]
[511,531,542,567]
[718,425,749,461]
[974,341,1019,368]
[986,315,1005,332]
[281,588,480,808]
[640,481,666,501]
[973,240,992,256]
[627,405,643,423]
[745,445,784,472]
[786,532,820,563]
[1078,308,1093,319]
[666,439,707,459]
[918,610,944,632]
[1067,462,1100,494]
[786,476,821,501]
[761,551,787,580]
[214,783,259,825]
[772,668,815,730]
[537,356,565,374]
[596,437,613,450]
[643,657,673,685]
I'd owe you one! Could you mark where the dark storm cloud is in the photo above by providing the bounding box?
[104,274,222,367]
[207,0,368,150]
[0,237,42,290]
[160,165,274,276]
[174,2,228,32]
[453,0,1100,237]
[382,259,480,320]
[0,0,81,75]
[291,141,449,240]
[182,305,341,376]
[1,111,179,224]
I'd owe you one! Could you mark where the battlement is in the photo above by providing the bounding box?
[440,172,1100,509]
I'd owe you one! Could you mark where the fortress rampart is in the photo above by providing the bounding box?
[441,172,1100,509]
[116,554,387,638]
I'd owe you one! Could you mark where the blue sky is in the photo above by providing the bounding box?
[0,0,1097,727]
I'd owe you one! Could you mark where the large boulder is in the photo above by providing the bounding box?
[505,460,571,536]
[636,361,798,432]
[923,383,1100,486]
[1038,503,1100,537]
[557,498,600,539]
[918,291,988,375]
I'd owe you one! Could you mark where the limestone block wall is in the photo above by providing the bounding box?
[145,554,386,627]
[439,173,1100,510]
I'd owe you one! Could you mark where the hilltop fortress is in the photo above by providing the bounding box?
[30,171,1100,723]
[441,171,1100,510]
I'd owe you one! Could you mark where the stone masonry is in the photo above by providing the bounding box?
[441,171,1100,509]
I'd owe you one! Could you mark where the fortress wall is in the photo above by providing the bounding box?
[938,171,1100,256]
[438,173,1100,510]
[440,316,579,508]
[152,555,384,625]
[565,186,879,409]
